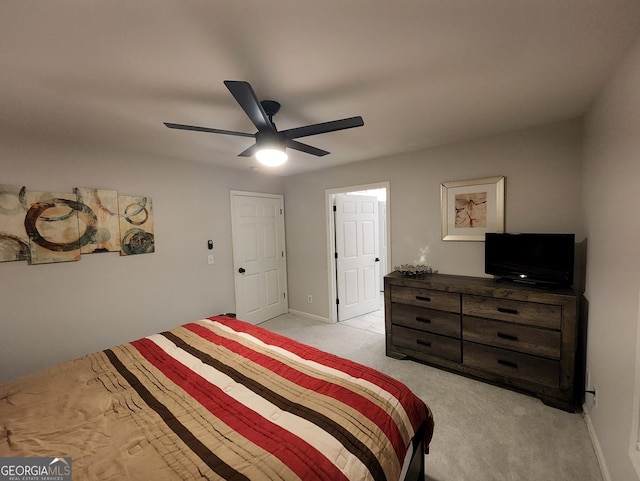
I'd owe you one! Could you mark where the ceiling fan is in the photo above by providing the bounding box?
[164,80,364,166]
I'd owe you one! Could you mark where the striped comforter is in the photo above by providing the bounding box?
[0,316,433,481]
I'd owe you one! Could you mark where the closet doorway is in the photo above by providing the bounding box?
[325,182,390,323]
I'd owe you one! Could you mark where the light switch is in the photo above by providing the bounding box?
[207,255,214,265]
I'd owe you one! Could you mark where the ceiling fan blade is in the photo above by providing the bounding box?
[282,116,364,140]
[238,144,258,157]
[224,80,274,132]
[164,122,254,138]
[285,139,330,157]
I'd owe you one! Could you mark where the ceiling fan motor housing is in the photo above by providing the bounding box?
[256,130,286,149]
[260,100,281,120]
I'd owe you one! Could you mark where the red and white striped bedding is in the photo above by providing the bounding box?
[0,316,433,480]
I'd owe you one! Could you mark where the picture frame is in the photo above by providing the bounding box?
[441,176,505,241]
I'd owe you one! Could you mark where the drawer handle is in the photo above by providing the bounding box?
[415,295,431,302]
[416,339,432,347]
[415,316,432,324]
[497,359,518,369]
[497,332,519,341]
[497,307,519,315]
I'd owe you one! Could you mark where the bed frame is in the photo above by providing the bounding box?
[403,421,427,481]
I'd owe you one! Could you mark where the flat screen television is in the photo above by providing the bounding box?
[485,233,575,287]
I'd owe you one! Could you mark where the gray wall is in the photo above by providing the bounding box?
[2,120,584,381]
[0,139,283,383]
[583,31,640,481]
[284,119,584,320]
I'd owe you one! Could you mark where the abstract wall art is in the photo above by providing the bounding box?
[0,184,30,262]
[118,195,155,256]
[0,184,154,265]
[74,188,121,253]
[25,191,84,264]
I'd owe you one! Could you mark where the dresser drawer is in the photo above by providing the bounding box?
[392,325,461,362]
[463,341,559,388]
[462,295,561,330]
[463,316,561,359]
[390,286,460,313]
[392,303,461,338]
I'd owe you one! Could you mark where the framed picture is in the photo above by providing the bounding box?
[441,176,505,241]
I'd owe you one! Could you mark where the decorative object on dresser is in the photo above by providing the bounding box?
[393,264,438,278]
[384,271,584,412]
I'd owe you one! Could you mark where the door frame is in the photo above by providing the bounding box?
[325,181,391,324]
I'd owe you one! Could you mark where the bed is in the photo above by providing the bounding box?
[0,315,434,480]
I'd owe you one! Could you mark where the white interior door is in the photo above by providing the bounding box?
[335,193,380,321]
[231,191,288,324]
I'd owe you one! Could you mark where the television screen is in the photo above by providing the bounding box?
[485,233,575,287]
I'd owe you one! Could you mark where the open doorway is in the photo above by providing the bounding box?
[325,182,390,326]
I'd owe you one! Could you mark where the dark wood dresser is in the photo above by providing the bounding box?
[384,271,584,411]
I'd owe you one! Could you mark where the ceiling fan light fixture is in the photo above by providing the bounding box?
[164,81,364,165]
[255,130,287,166]
[256,147,288,166]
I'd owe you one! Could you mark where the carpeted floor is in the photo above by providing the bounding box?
[261,312,603,481]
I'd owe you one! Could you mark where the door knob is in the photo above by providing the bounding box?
[375,258,380,262]
[238,267,246,273]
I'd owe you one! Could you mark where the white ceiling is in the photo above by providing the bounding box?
[2,1,640,176]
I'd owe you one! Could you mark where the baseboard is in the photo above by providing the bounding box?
[287,309,331,324]
[584,412,612,481]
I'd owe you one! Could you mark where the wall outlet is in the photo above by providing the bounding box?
[307,295,313,303]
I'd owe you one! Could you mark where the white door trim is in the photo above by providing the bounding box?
[325,182,391,324]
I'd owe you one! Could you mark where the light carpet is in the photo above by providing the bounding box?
[261,313,602,481]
